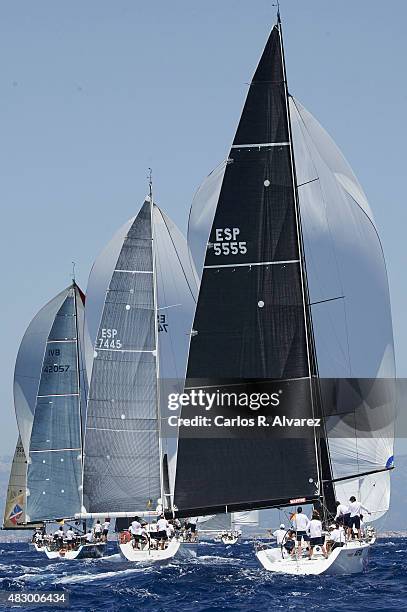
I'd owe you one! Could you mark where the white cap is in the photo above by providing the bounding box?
[329,524,336,529]
[280,524,285,529]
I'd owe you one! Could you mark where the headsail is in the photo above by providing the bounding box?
[174,23,325,516]
[2,436,36,529]
[82,199,197,514]
[290,97,395,521]
[26,283,87,522]
[14,287,76,458]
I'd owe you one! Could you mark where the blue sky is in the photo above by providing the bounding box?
[0,0,406,455]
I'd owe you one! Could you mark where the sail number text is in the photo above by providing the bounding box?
[213,227,247,256]
[97,328,122,349]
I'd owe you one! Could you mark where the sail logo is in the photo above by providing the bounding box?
[48,348,60,356]
[158,314,168,333]
[97,328,122,349]
[212,227,247,256]
[9,503,23,525]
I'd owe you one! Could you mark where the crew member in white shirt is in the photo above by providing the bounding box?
[66,527,75,550]
[292,507,310,558]
[85,529,93,543]
[307,511,328,559]
[148,521,158,549]
[130,517,142,549]
[335,500,350,528]
[93,520,103,541]
[272,524,286,546]
[347,496,370,540]
[101,519,110,542]
[157,515,169,550]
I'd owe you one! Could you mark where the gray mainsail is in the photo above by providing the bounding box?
[26,284,87,522]
[82,199,197,514]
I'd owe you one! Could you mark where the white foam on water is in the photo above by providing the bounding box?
[57,565,154,584]
[193,555,243,565]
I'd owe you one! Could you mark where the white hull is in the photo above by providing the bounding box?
[256,541,370,576]
[43,543,106,560]
[221,535,239,545]
[119,539,197,563]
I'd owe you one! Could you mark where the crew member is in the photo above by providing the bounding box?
[272,524,286,546]
[102,519,110,542]
[307,511,327,560]
[93,520,103,541]
[347,496,371,540]
[157,514,169,550]
[291,507,310,558]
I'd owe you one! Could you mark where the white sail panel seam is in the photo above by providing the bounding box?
[87,427,159,433]
[30,448,81,453]
[37,393,80,398]
[204,259,299,269]
[114,269,153,274]
[95,348,155,354]
[231,142,290,149]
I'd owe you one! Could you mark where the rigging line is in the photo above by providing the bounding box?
[310,295,345,306]
[323,466,394,484]
[158,207,197,303]
[297,178,319,188]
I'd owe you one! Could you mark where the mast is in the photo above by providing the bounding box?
[277,16,336,518]
[149,168,165,512]
[72,279,85,513]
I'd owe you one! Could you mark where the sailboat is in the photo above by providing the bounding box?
[219,511,259,545]
[174,12,395,576]
[10,282,105,560]
[200,511,259,545]
[77,190,199,563]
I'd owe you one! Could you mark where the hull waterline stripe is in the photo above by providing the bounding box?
[204,259,299,269]
[231,142,290,149]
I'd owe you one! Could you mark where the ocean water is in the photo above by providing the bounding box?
[0,538,406,611]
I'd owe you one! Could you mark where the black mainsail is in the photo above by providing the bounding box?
[174,21,333,516]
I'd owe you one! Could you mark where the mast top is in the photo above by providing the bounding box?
[71,261,76,284]
[148,167,153,203]
[273,0,281,24]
